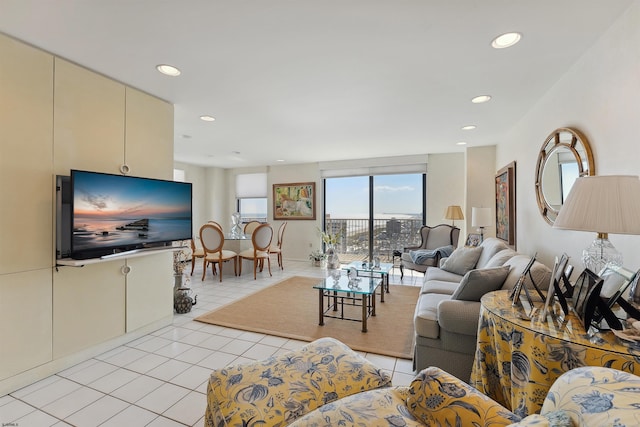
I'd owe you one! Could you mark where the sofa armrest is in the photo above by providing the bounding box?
[438,300,482,336]
[407,367,520,426]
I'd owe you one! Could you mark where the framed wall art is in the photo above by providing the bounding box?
[273,182,316,220]
[495,161,516,248]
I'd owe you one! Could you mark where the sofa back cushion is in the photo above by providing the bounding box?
[441,246,483,276]
[484,248,518,268]
[475,238,510,269]
[502,255,552,291]
[451,266,511,301]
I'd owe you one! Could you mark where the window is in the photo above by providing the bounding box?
[324,173,425,262]
[238,198,267,223]
[236,173,267,223]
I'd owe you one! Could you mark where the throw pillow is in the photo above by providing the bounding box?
[440,246,483,275]
[451,265,511,301]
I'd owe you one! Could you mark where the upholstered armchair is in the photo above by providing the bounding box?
[400,224,460,278]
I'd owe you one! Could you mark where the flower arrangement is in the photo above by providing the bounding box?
[309,250,326,262]
[318,227,341,246]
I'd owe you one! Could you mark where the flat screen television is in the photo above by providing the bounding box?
[70,169,192,260]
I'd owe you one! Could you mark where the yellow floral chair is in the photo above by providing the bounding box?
[205,337,640,427]
[204,337,392,427]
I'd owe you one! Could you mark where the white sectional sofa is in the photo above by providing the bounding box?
[413,237,552,381]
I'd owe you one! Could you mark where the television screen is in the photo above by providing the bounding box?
[70,169,192,259]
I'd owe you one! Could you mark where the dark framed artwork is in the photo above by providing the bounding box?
[273,182,316,220]
[495,161,516,248]
[465,233,481,247]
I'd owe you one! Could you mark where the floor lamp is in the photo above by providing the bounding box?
[472,207,492,242]
[444,205,464,227]
[553,175,640,273]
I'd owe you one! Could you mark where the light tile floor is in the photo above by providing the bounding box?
[0,260,425,426]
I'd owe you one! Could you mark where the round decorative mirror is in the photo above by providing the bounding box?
[535,127,595,225]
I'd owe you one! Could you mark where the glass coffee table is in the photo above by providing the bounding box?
[343,261,393,293]
[314,274,383,332]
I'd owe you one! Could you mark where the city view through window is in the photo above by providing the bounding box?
[325,174,425,263]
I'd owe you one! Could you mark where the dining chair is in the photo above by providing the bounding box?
[200,223,238,282]
[208,220,223,230]
[268,222,287,270]
[238,223,273,280]
[243,221,261,235]
[190,237,205,276]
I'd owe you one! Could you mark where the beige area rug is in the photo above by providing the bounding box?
[195,276,419,359]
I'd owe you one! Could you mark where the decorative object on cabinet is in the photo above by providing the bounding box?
[273,182,316,220]
[535,127,595,225]
[443,205,464,227]
[553,175,640,273]
[495,161,516,248]
[471,207,492,242]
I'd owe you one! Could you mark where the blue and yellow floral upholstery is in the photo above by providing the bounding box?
[288,387,423,426]
[407,367,521,426]
[539,366,640,426]
[204,337,392,427]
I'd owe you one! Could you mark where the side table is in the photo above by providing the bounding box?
[470,290,640,417]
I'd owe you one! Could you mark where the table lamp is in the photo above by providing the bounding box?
[444,205,464,227]
[553,175,640,273]
[472,207,492,242]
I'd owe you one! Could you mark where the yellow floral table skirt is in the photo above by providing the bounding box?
[470,290,640,417]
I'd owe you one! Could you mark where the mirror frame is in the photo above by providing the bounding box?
[535,127,595,225]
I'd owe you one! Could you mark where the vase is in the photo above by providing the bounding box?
[326,245,340,269]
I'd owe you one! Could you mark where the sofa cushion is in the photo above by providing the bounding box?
[475,238,510,269]
[421,279,460,295]
[451,266,511,301]
[204,337,392,427]
[414,293,451,338]
[288,387,423,427]
[425,267,464,283]
[502,255,552,291]
[440,246,483,276]
[484,248,518,268]
[407,367,520,426]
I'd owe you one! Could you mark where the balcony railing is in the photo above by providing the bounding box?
[325,217,424,263]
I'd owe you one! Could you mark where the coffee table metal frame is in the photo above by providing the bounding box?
[343,261,393,293]
[314,275,383,332]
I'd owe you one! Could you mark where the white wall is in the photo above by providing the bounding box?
[426,152,465,245]
[174,161,207,238]
[465,146,497,243]
[496,2,640,269]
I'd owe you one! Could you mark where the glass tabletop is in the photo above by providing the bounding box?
[343,261,393,274]
[313,274,381,295]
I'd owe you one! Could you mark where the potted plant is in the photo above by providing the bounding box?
[309,250,326,267]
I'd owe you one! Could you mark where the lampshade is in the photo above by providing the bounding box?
[553,175,640,272]
[471,207,492,228]
[444,205,464,221]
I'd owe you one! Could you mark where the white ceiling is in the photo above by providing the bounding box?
[0,1,633,168]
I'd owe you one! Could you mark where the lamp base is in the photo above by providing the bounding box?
[581,235,623,274]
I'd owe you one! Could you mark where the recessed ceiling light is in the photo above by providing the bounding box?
[200,115,216,122]
[462,125,476,130]
[156,64,181,76]
[471,95,492,104]
[276,159,285,162]
[491,32,522,49]
[456,141,467,146]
